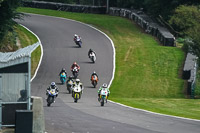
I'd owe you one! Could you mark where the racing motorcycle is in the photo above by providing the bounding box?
[46,89,58,107]
[66,79,74,94]
[74,37,82,48]
[89,52,96,63]
[72,85,82,103]
[60,72,67,84]
[99,88,108,106]
[91,75,98,88]
[72,66,79,79]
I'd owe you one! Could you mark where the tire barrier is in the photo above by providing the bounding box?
[22,1,106,14]
[109,7,175,47]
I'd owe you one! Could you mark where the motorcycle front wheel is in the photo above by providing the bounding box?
[74,93,79,103]
[100,98,104,106]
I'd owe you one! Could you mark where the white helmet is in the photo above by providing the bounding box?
[76,79,80,84]
[74,34,78,37]
[51,82,56,89]
[102,83,107,88]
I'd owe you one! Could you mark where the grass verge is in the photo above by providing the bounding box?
[15,24,41,77]
[17,7,200,119]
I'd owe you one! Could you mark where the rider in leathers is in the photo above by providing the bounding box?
[88,49,96,58]
[46,82,59,102]
[91,71,99,81]
[71,62,80,71]
[74,34,81,42]
[59,68,67,77]
[98,83,110,102]
[72,79,83,98]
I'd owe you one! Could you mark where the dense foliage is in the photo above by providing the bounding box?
[169,5,200,61]
[33,0,200,19]
[0,0,23,50]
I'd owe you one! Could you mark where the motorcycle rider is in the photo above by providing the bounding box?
[59,68,67,77]
[72,79,83,98]
[67,76,74,83]
[98,83,110,102]
[74,34,81,42]
[91,71,99,81]
[46,82,59,102]
[71,62,80,71]
[88,48,96,58]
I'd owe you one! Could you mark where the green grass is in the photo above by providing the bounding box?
[15,25,41,77]
[17,7,200,119]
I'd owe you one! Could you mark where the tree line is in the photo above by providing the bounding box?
[1,0,200,61]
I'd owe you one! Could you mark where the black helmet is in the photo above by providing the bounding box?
[62,68,65,71]
[69,76,73,79]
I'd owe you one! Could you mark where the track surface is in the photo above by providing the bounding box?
[18,14,200,133]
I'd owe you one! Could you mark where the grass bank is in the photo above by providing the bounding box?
[15,25,41,77]
[17,7,200,119]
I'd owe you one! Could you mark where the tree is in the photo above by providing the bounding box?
[0,0,23,44]
[169,5,200,61]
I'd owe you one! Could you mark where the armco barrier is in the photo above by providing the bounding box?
[22,1,175,46]
[109,7,175,46]
[22,1,106,14]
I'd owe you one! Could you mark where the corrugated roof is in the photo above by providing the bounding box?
[0,42,39,63]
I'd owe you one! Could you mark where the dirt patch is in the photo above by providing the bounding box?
[124,46,133,62]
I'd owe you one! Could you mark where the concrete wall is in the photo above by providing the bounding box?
[31,96,45,133]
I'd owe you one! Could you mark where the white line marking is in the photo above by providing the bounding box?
[22,13,200,122]
[19,24,44,82]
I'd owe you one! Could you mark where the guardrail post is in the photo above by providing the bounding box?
[106,0,109,14]
[0,74,2,130]
[28,56,31,110]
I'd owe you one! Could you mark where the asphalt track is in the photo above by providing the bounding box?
[18,14,200,133]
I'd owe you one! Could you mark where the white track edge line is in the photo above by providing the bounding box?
[19,24,44,82]
[23,13,200,122]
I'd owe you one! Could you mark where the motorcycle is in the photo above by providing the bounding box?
[89,52,96,63]
[72,66,79,79]
[74,37,82,48]
[91,75,98,88]
[72,85,82,103]
[99,88,108,106]
[46,89,58,107]
[66,79,74,94]
[60,72,67,84]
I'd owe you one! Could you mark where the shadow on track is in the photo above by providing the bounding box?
[80,61,94,64]
[67,45,80,48]
[84,86,96,89]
